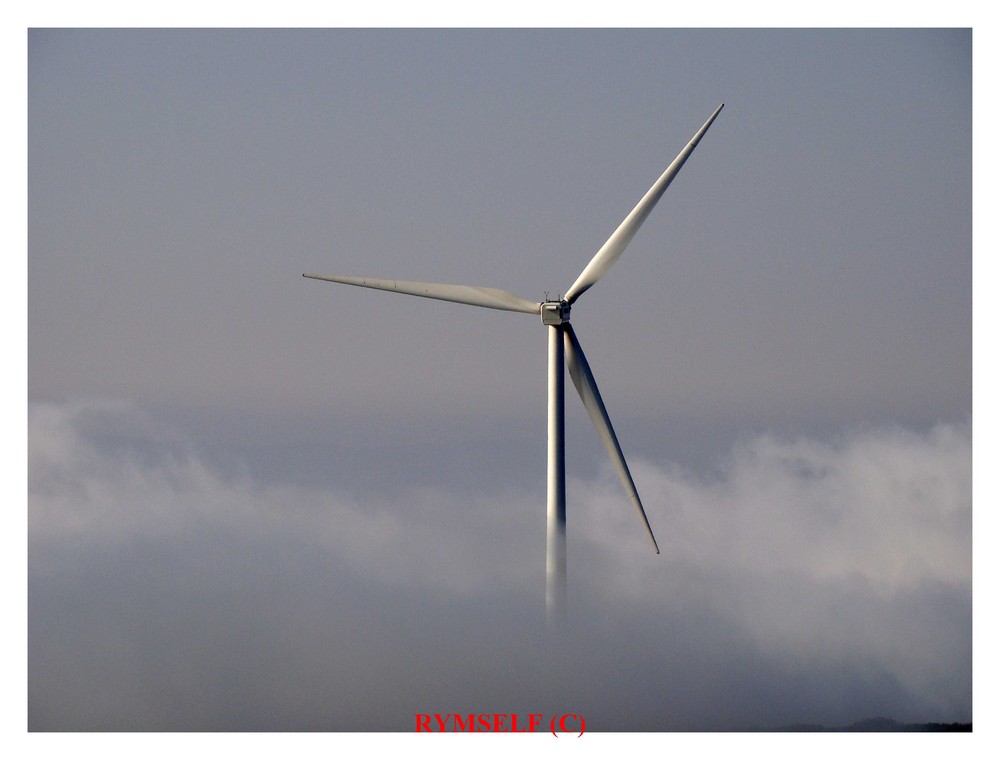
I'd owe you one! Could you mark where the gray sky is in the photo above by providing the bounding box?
[28,29,971,733]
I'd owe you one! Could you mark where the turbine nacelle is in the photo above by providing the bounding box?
[540,300,571,326]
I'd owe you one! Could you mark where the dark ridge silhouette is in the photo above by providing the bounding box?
[771,717,971,732]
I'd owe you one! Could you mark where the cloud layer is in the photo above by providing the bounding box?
[28,401,971,730]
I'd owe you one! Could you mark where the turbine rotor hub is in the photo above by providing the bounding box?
[540,300,571,326]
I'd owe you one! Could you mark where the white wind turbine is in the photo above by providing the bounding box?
[305,103,723,622]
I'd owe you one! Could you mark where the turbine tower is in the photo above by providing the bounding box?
[305,103,723,623]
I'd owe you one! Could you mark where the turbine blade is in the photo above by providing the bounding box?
[303,273,541,315]
[564,103,724,304]
[563,324,660,553]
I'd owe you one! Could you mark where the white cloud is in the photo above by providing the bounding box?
[27,401,972,729]
[28,400,539,595]
[612,425,967,588]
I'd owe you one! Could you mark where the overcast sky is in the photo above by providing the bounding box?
[27,28,972,735]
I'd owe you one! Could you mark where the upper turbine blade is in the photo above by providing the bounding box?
[563,103,724,305]
[303,274,541,315]
[563,324,660,554]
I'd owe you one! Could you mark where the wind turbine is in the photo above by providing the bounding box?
[305,103,723,622]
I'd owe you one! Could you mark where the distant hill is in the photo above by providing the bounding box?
[774,717,971,732]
